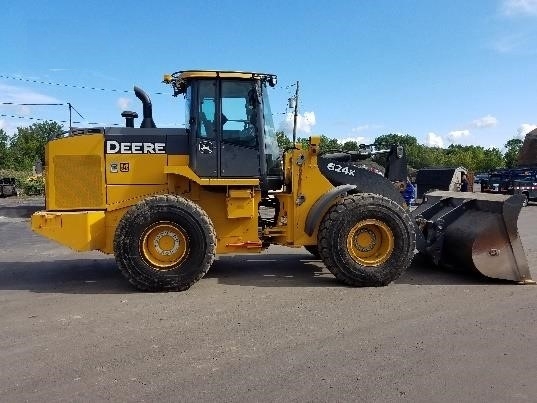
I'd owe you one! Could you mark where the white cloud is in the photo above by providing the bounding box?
[337,136,368,145]
[0,119,17,136]
[492,37,515,53]
[279,111,316,135]
[472,114,498,128]
[447,129,470,142]
[351,124,382,133]
[0,83,59,105]
[117,97,132,111]
[491,32,532,54]
[425,117,494,148]
[501,0,537,16]
[493,1,536,53]
[517,123,537,138]
[18,105,32,116]
[426,132,444,148]
[0,84,61,135]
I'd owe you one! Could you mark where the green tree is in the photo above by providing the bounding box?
[429,144,505,172]
[370,134,506,172]
[319,135,340,153]
[289,135,339,153]
[373,133,421,168]
[504,138,523,168]
[9,121,64,170]
[0,129,11,169]
[341,141,359,151]
[414,145,446,168]
[373,133,419,150]
[276,131,292,149]
[479,147,504,171]
[298,137,310,149]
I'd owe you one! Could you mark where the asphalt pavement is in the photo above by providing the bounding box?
[1,202,536,402]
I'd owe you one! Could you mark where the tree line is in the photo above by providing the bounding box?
[0,121,64,171]
[0,121,524,174]
[276,132,523,173]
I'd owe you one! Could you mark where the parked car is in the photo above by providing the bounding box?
[473,172,489,184]
[481,168,537,207]
[0,177,18,198]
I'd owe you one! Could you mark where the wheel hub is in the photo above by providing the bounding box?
[141,222,188,270]
[153,230,181,256]
[354,228,377,252]
[347,219,394,267]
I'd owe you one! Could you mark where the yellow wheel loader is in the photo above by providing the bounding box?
[31,70,532,291]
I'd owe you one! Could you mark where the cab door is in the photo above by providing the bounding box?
[219,80,260,178]
[190,80,218,178]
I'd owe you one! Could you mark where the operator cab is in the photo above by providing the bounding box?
[164,70,283,191]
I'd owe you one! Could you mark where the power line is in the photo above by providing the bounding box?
[0,113,121,127]
[1,101,88,131]
[67,102,84,131]
[0,74,166,95]
[1,102,65,106]
[0,113,68,123]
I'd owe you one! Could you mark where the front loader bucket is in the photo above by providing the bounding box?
[412,191,532,283]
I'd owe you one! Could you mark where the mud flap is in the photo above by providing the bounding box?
[412,191,533,283]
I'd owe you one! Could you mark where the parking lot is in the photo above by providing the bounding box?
[1,199,536,402]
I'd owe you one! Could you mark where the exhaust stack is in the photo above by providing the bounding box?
[134,86,156,128]
[121,111,138,128]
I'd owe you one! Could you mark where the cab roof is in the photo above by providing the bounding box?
[176,70,275,80]
[163,69,277,96]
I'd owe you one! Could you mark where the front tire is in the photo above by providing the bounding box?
[114,195,216,292]
[318,193,415,287]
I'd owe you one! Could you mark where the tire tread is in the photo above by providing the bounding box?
[114,194,216,292]
[318,193,415,287]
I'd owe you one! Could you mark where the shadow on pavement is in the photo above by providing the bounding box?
[206,254,341,288]
[213,253,506,288]
[395,257,508,286]
[0,258,134,294]
[0,205,43,218]
[0,252,509,294]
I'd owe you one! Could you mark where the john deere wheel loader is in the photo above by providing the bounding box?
[31,70,532,291]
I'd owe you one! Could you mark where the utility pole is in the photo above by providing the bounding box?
[292,81,299,144]
[67,103,84,132]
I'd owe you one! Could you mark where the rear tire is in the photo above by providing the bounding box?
[318,193,415,287]
[114,195,216,292]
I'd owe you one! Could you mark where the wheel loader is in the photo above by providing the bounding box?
[31,70,533,291]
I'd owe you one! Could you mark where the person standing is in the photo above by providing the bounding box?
[402,179,416,206]
[460,174,469,192]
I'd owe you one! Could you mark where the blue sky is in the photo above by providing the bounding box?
[1,0,536,149]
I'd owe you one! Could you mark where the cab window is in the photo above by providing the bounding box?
[198,80,216,138]
[221,80,258,147]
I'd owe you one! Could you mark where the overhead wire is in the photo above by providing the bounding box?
[0,74,166,95]
[0,113,121,127]
[1,113,68,124]
[1,74,291,127]
[0,73,173,126]
[0,102,87,129]
[1,102,65,106]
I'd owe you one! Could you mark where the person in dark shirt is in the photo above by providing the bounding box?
[460,174,469,192]
[402,179,416,206]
